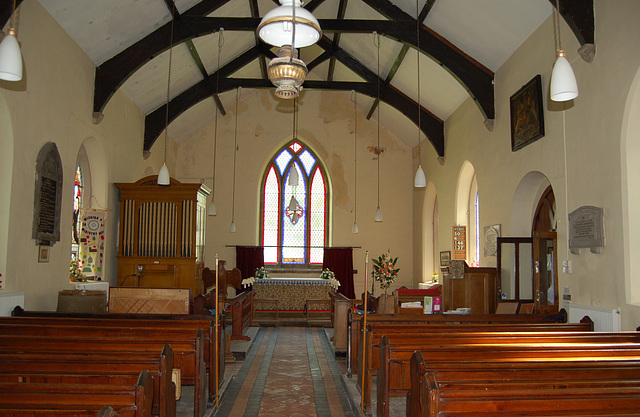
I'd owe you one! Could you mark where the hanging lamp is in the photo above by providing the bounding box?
[352,90,359,233]
[413,0,426,188]
[209,29,224,216]
[0,0,22,82]
[373,32,383,223]
[157,3,176,185]
[258,0,321,48]
[229,87,240,232]
[550,0,578,102]
[288,100,300,186]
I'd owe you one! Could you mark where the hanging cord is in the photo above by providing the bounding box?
[374,32,381,207]
[290,1,297,64]
[164,2,176,165]
[353,90,358,224]
[416,0,422,163]
[555,0,563,53]
[212,29,224,202]
[9,0,15,29]
[231,87,240,222]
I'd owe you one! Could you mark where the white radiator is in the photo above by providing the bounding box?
[0,292,24,317]
[568,304,621,331]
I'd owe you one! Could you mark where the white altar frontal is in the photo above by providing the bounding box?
[253,278,333,310]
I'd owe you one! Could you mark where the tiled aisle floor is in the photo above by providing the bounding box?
[215,327,358,417]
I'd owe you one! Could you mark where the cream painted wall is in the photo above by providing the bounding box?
[0,0,157,310]
[414,1,640,329]
[172,89,415,295]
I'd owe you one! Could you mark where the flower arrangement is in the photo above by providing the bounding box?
[320,268,335,280]
[372,250,399,293]
[70,258,86,282]
[254,266,270,279]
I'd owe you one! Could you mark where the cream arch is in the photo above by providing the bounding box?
[420,181,438,286]
[0,94,14,290]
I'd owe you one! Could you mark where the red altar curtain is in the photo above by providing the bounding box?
[323,248,355,299]
[236,246,264,280]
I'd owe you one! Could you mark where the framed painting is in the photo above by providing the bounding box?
[440,251,451,267]
[38,245,50,263]
[510,74,545,151]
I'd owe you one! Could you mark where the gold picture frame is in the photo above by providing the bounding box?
[38,245,50,263]
[439,251,451,267]
[510,74,545,151]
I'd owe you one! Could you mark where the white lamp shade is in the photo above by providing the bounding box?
[414,165,426,188]
[352,222,359,234]
[0,30,22,82]
[288,165,299,186]
[258,0,321,48]
[374,206,383,222]
[208,200,217,216]
[229,221,237,233]
[550,54,578,102]
[157,163,170,185]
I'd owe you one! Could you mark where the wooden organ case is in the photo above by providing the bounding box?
[115,176,210,295]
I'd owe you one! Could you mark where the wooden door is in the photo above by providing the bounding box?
[534,231,559,314]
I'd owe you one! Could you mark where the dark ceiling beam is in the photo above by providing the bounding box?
[307,50,333,72]
[0,0,23,27]
[366,0,435,120]
[186,39,226,116]
[548,0,594,46]
[327,0,349,82]
[248,0,269,79]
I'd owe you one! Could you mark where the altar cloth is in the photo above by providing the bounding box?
[253,278,333,310]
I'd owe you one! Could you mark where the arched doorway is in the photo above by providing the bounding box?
[532,185,558,314]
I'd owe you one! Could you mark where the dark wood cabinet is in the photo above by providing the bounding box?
[442,263,497,314]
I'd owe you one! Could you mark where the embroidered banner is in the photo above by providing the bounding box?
[79,209,106,278]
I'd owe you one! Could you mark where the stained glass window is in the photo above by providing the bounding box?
[262,141,328,266]
[71,165,83,259]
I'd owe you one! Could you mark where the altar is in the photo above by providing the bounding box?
[253,278,333,310]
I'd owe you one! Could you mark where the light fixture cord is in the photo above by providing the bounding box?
[374,32,381,207]
[290,1,297,64]
[164,2,176,165]
[231,87,240,222]
[416,0,422,164]
[10,0,16,29]
[353,90,358,223]
[555,0,562,52]
[212,28,224,201]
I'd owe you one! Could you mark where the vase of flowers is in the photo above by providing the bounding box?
[320,268,340,291]
[254,266,270,279]
[70,258,86,282]
[372,250,399,294]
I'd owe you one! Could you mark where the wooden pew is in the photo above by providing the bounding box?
[377,334,640,416]
[329,291,352,352]
[0,332,206,417]
[408,349,640,417]
[0,346,175,417]
[348,310,571,373]
[4,312,225,406]
[418,371,640,416]
[227,289,256,340]
[0,370,154,417]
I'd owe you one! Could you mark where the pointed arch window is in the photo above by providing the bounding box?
[262,141,328,267]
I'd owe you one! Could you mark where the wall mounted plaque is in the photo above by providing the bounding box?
[568,206,605,254]
[32,143,63,246]
[484,224,501,257]
[452,226,467,260]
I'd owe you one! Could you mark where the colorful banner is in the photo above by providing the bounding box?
[79,209,106,279]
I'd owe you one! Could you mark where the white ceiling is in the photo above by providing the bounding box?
[37,0,554,146]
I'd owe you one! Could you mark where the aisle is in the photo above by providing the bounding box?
[215,327,357,417]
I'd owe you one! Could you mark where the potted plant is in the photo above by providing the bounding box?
[372,250,399,313]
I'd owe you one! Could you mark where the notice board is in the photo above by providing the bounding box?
[452,226,467,260]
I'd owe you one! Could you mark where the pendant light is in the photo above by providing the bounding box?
[352,90,359,234]
[209,29,224,216]
[373,32,383,223]
[258,0,321,48]
[288,99,300,186]
[550,0,578,102]
[0,0,22,82]
[413,0,427,188]
[229,87,240,233]
[157,3,176,186]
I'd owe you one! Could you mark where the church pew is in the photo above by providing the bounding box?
[227,289,255,340]
[375,335,640,416]
[0,346,175,417]
[1,313,224,405]
[407,349,640,417]
[0,370,154,417]
[348,309,573,373]
[418,372,640,417]
[0,332,206,417]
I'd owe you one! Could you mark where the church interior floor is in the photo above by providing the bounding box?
[172,325,405,417]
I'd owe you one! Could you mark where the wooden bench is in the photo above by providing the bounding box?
[252,298,279,323]
[305,298,330,321]
[376,333,640,416]
[0,346,175,417]
[0,332,206,417]
[0,370,154,417]
[418,371,640,416]
[6,311,225,406]
[228,289,255,340]
[329,291,353,352]
[408,349,640,417]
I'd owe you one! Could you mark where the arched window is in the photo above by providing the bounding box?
[261,141,328,267]
[71,165,83,259]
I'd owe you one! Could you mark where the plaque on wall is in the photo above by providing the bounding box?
[568,206,605,254]
[452,226,467,260]
[32,143,63,246]
[484,224,501,257]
